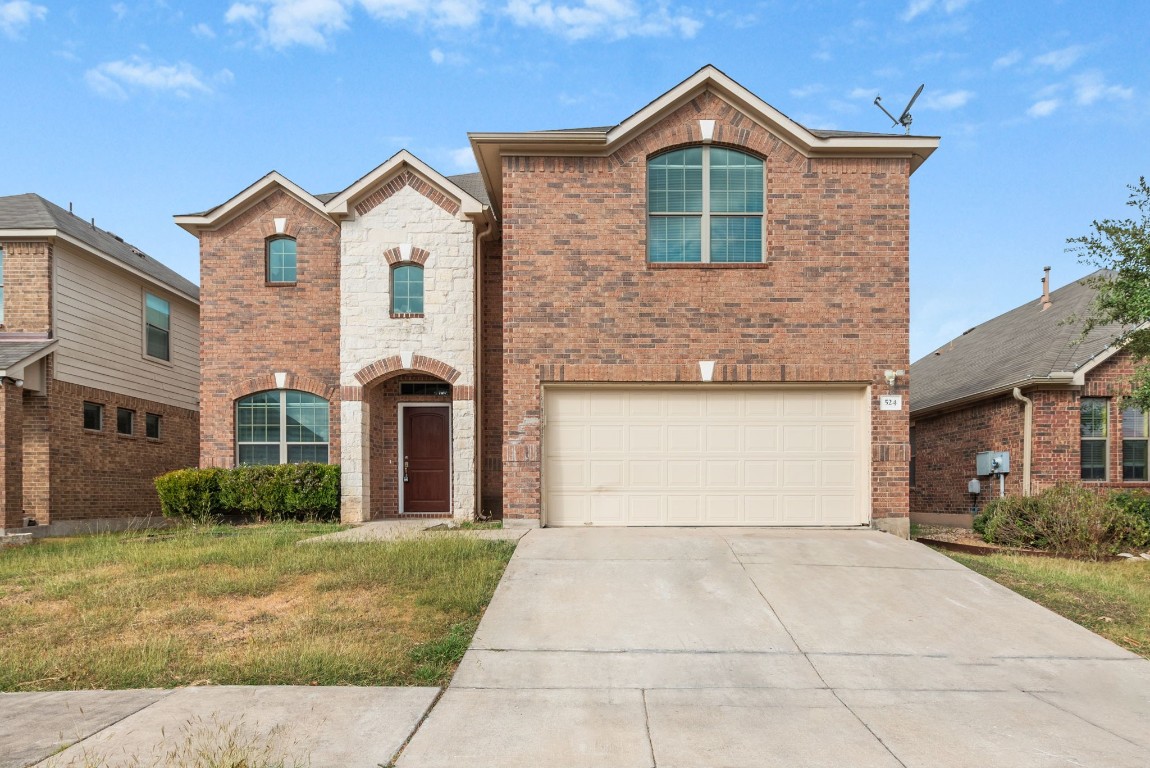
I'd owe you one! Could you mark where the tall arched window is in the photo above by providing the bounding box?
[236,390,329,465]
[392,263,424,315]
[647,146,764,263]
[267,236,297,283]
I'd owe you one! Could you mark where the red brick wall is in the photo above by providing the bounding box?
[481,239,504,517]
[22,385,50,525]
[499,91,912,524]
[910,393,1025,516]
[47,379,198,521]
[198,189,341,467]
[1,241,51,333]
[911,351,1150,516]
[0,380,24,527]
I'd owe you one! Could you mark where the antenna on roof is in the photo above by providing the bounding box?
[874,84,924,134]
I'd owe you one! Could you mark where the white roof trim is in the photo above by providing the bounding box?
[324,150,486,219]
[0,339,58,376]
[174,172,328,233]
[1,229,199,305]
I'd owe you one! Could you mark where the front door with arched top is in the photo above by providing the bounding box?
[401,405,451,514]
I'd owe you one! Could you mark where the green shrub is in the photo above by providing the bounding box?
[154,468,225,524]
[1108,489,1150,529]
[157,464,340,523]
[975,483,1150,559]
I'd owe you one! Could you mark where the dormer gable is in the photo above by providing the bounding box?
[324,150,486,221]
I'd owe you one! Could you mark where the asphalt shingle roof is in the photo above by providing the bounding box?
[910,271,1125,414]
[0,339,54,370]
[445,172,490,207]
[0,194,199,300]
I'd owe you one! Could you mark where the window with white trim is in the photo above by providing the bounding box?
[236,390,329,465]
[1122,406,1148,480]
[144,293,170,361]
[647,146,764,263]
[1080,397,1108,480]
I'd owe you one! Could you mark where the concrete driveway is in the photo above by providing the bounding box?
[397,528,1150,768]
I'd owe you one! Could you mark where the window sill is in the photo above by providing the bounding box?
[83,428,104,435]
[116,433,136,439]
[647,261,773,269]
[390,313,425,319]
[142,353,174,368]
[266,281,298,287]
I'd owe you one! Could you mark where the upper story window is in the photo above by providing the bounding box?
[1080,397,1108,480]
[267,237,297,284]
[0,245,5,324]
[647,146,764,263]
[1122,406,1148,480]
[236,390,329,465]
[144,293,170,361]
[392,264,424,315]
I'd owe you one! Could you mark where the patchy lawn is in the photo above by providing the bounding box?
[0,524,516,691]
[945,551,1150,659]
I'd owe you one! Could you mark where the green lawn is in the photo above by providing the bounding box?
[945,551,1150,658]
[0,524,516,691]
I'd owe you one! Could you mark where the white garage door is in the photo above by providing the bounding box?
[544,387,869,527]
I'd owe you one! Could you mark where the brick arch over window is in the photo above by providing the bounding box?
[354,171,462,217]
[226,372,338,402]
[353,355,472,401]
[382,246,431,266]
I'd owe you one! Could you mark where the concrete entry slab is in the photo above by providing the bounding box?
[838,689,1148,767]
[721,528,966,569]
[0,690,169,768]
[645,688,903,768]
[38,686,439,768]
[471,556,797,653]
[513,527,738,562]
[395,688,653,768]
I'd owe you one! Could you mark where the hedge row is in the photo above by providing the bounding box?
[154,464,340,522]
[974,483,1150,559]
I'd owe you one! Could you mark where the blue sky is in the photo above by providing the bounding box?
[2,0,1147,360]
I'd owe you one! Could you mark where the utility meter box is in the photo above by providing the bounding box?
[976,451,1010,476]
[968,478,981,494]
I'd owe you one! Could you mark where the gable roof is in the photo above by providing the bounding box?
[910,271,1125,415]
[175,153,490,234]
[0,337,57,372]
[0,194,199,302]
[468,64,941,215]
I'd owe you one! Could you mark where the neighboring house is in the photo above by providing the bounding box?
[178,65,938,535]
[0,194,200,535]
[910,269,1136,526]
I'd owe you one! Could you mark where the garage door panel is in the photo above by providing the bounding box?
[544,388,867,527]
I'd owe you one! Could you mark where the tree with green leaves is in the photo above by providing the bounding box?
[1070,177,1150,410]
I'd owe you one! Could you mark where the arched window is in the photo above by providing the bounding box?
[392,263,424,315]
[267,236,297,283]
[647,146,764,263]
[236,390,329,465]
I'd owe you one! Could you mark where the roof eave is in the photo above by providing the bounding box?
[324,150,487,221]
[0,339,58,376]
[911,373,1078,418]
[174,172,329,235]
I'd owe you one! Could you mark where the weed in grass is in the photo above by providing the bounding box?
[408,621,477,684]
[46,713,311,768]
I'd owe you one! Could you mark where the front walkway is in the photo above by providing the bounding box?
[396,528,1150,768]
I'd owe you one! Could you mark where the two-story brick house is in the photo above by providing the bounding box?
[180,66,937,535]
[0,194,200,535]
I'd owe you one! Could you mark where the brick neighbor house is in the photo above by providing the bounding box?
[0,194,200,536]
[178,66,938,535]
[910,268,1141,527]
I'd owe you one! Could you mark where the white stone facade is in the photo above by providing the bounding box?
[339,183,477,521]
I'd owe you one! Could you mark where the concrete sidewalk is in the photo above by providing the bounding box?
[2,686,438,768]
[396,528,1150,768]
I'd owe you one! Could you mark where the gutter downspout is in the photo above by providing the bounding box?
[1012,388,1033,496]
[473,213,496,520]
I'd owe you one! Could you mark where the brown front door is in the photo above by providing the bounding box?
[402,406,450,514]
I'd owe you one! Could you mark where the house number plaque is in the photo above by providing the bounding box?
[879,395,902,411]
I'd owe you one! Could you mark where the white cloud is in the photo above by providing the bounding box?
[504,0,701,41]
[1033,45,1083,72]
[0,1,47,39]
[992,50,1021,69]
[225,0,351,49]
[901,0,970,22]
[923,89,973,110]
[1072,70,1133,106]
[789,84,825,99]
[449,146,477,171]
[85,56,229,99]
[361,0,483,27]
[848,86,877,100]
[1027,98,1060,118]
[430,47,445,63]
[192,22,217,38]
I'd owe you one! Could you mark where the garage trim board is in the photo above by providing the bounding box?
[542,385,872,527]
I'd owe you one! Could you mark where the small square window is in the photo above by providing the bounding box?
[146,413,161,439]
[83,402,103,431]
[117,408,134,435]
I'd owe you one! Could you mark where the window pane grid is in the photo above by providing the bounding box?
[1080,398,1108,480]
[393,265,424,314]
[710,217,763,263]
[268,238,297,283]
[236,390,329,466]
[649,216,702,263]
[145,293,170,361]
